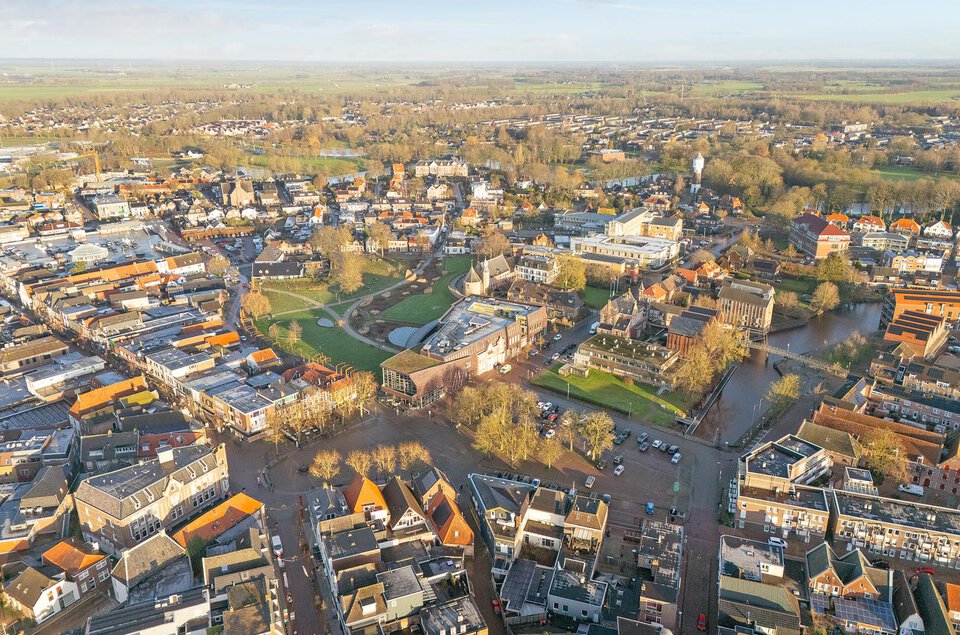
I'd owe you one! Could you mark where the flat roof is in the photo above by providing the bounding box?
[720,535,784,581]
[422,297,541,358]
[832,490,960,537]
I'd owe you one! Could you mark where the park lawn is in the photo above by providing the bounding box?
[775,277,817,297]
[256,309,390,376]
[533,367,696,426]
[261,257,406,309]
[379,255,472,325]
[260,288,316,314]
[582,286,613,310]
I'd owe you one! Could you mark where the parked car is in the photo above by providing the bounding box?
[542,428,556,438]
[659,443,672,453]
[596,460,608,471]
[645,502,655,514]
[698,614,707,632]
[638,442,649,452]
[638,432,649,444]
[667,445,679,454]
[651,439,663,449]
[613,455,623,465]
[529,349,539,356]
[917,566,936,576]
[768,537,788,549]
[671,453,681,464]
[553,333,563,341]
[614,465,625,476]
[492,599,502,616]
[271,535,284,558]
[870,560,889,570]
[585,475,596,489]
[499,364,512,374]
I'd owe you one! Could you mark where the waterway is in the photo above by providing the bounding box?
[700,302,884,443]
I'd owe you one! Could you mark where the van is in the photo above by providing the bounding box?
[584,475,596,489]
[499,364,512,375]
[898,484,925,496]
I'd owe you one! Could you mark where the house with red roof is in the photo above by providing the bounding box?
[172,492,264,548]
[427,492,474,552]
[924,220,953,239]
[889,218,921,236]
[852,215,886,233]
[342,474,389,523]
[789,213,851,259]
[825,213,849,228]
[42,538,110,597]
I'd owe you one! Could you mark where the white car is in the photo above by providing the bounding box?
[613,465,625,476]
[542,428,556,439]
[651,439,663,449]
[768,537,788,549]
[553,333,563,341]
[499,364,512,375]
[271,535,284,558]
[671,453,681,464]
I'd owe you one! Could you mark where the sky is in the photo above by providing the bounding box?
[2,0,959,63]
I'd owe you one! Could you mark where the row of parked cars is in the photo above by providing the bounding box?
[637,432,682,464]
[538,401,563,438]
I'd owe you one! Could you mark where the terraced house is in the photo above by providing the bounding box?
[73,444,229,556]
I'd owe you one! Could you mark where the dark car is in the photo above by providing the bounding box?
[638,432,649,444]
[596,460,608,471]
[659,443,671,452]
[870,560,889,570]
[667,444,679,454]
[638,442,649,452]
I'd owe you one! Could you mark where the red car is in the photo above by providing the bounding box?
[917,566,936,576]
[491,599,502,615]
[697,613,707,632]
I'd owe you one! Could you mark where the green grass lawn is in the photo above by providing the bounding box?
[260,257,405,310]
[256,309,390,376]
[582,286,613,310]
[379,255,471,325]
[249,154,363,176]
[872,165,960,183]
[533,367,696,426]
[775,277,817,297]
[261,289,316,314]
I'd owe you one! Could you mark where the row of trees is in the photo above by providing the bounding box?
[309,441,432,484]
[264,371,378,449]
[672,321,748,396]
[454,383,616,468]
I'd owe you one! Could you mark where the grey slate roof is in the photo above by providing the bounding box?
[382,476,426,530]
[75,445,221,521]
[112,532,187,586]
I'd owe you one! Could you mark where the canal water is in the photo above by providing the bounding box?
[701,303,884,443]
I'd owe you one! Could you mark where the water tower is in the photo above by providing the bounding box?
[691,152,705,194]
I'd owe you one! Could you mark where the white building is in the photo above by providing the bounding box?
[570,234,680,269]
